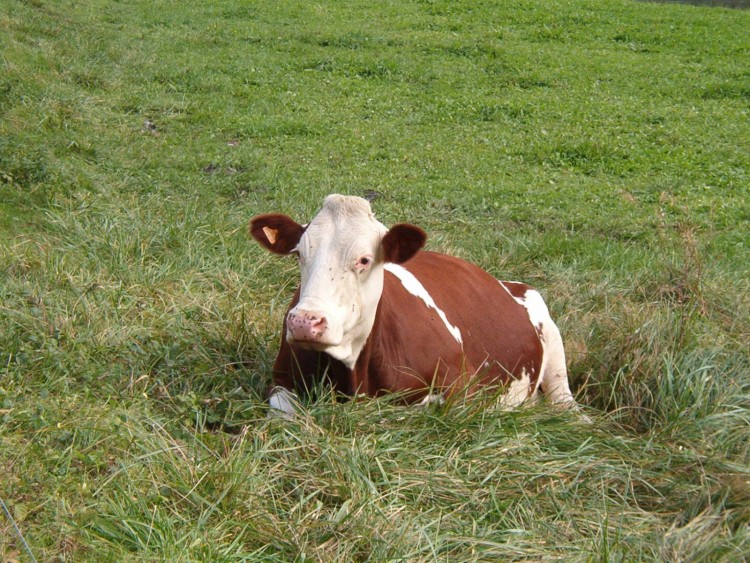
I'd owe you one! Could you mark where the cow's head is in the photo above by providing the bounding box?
[251,194,426,368]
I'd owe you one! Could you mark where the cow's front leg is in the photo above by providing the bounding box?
[267,386,299,419]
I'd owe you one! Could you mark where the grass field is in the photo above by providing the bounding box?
[1,0,749,560]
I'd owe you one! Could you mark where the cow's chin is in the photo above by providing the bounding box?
[288,335,356,368]
[291,339,333,353]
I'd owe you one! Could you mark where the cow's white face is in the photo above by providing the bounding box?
[290,195,388,365]
[251,194,426,368]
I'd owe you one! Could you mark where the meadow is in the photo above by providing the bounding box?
[1,0,749,560]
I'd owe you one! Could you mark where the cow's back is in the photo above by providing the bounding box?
[376,251,544,393]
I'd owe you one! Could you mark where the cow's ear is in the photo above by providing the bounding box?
[250,214,305,255]
[382,224,426,264]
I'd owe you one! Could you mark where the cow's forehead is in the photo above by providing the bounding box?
[299,195,387,255]
[322,194,374,218]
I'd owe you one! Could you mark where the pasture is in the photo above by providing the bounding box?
[1,0,748,559]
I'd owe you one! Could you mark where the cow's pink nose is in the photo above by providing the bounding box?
[287,310,328,342]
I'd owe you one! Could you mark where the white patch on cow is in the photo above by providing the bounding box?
[267,387,298,419]
[499,369,531,408]
[537,321,577,407]
[498,281,550,399]
[385,263,463,345]
[498,282,549,332]
[519,290,550,332]
[498,280,580,411]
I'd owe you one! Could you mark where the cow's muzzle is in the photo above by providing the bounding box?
[286,309,330,345]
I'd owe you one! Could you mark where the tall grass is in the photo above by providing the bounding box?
[2,0,749,560]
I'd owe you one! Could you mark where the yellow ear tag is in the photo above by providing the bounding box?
[262,227,278,245]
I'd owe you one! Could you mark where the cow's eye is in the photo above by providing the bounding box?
[355,255,373,272]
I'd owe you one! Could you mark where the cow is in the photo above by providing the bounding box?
[250,194,579,417]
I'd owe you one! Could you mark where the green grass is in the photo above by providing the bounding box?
[1,0,749,560]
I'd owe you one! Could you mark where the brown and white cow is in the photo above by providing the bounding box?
[251,194,578,417]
